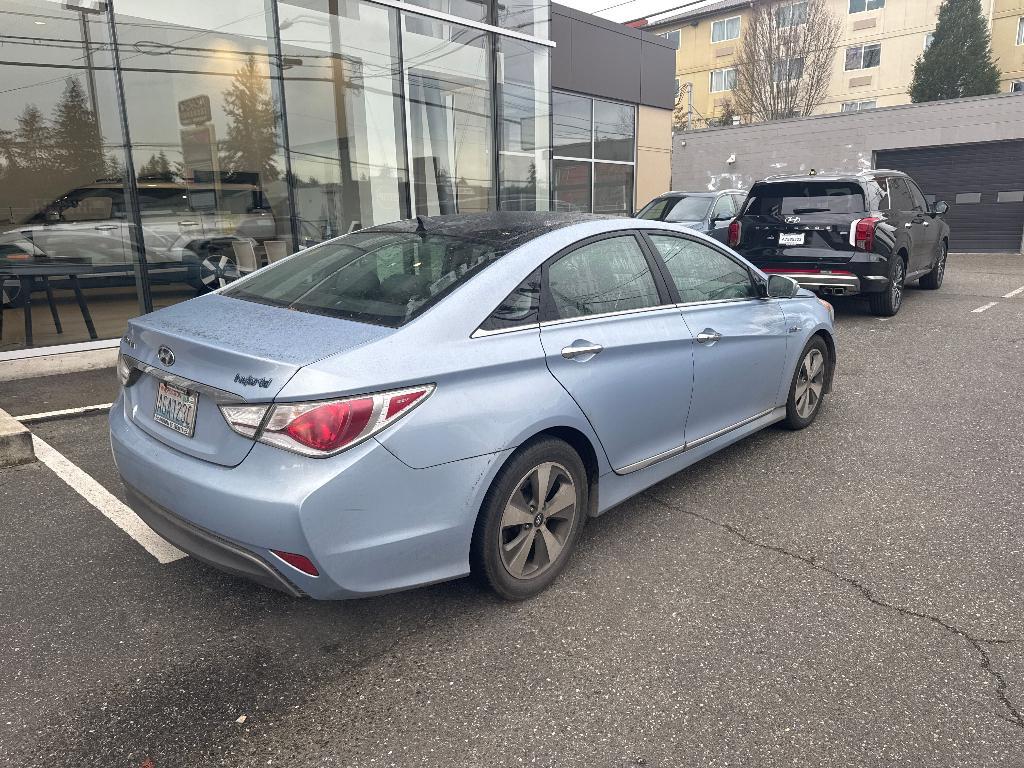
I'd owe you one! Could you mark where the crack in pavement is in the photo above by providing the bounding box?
[645,493,1024,730]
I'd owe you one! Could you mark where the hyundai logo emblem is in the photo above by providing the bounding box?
[784,216,801,224]
[157,345,176,367]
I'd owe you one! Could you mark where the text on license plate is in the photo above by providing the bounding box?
[153,381,198,438]
[779,233,805,246]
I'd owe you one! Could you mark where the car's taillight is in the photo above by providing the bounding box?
[728,219,741,247]
[851,217,880,251]
[220,385,434,457]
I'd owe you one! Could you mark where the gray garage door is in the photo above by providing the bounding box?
[877,140,1024,253]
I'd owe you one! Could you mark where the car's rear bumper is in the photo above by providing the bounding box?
[763,270,873,297]
[110,393,508,599]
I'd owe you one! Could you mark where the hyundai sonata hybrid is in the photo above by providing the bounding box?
[111,213,836,600]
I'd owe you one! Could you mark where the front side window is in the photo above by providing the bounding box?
[711,16,741,43]
[710,67,737,93]
[223,230,504,327]
[648,235,756,304]
[907,179,928,211]
[711,195,736,221]
[846,43,881,70]
[547,236,661,319]
[849,0,884,12]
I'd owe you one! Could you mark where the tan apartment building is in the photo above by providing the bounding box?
[643,0,1024,124]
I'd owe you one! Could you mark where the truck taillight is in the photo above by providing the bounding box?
[852,217,880,251]
[728,219,741,247]
[220,385,434,457]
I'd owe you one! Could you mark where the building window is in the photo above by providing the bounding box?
[841,100,876,112]
[711,16,741,43]
[1017,17,1023,45]
[773,57,804,82]
[849,0,884,13]
[845,42,881,70]
[552,93,635,215]
[924,32,935,50]
[776,1,808,28]
[710,67,737,92]
[660,29,681,48]
[497,37,551,212]
[1012,80,1024,93]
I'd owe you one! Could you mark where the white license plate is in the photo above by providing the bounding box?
[153,381,198,438]
[779,233,805,246]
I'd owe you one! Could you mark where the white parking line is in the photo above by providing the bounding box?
[30,434,186,564]
[17,403,113,423]
[1003,285,1024,299]
[972,302,999,314]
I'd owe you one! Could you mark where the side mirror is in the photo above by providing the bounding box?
[767,274,800,299]
[931,200,948,216]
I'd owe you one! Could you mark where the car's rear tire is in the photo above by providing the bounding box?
[782,337,829,430]
[919,240,947,290]
[869,254,905,317]
[471,437,588,600]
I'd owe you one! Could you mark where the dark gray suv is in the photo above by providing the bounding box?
[636,189,747,239]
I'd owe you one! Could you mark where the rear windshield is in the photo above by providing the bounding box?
[637,196,713,222]
[743,181,866,216]
[223,230,505,327]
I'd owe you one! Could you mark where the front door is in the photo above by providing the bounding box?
[540,233,693,473]
[888,177,931,273]
[644,232,790,442]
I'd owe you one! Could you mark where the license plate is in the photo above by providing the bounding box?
[779,233,805,246]
[153,381,198,438]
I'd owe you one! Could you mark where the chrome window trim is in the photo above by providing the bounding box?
[378,0,556,47]
[470,322,541,338]
[616,408,775,475]
[676,296,762,311]
[538,302,680,328]
[122,355,246,404]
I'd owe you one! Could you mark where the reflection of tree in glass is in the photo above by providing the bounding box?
[138,151,177,181]
[220,54,280,184]
[52,78,105,185]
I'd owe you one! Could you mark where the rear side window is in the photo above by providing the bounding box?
[547,235,661,319]
[743,181,867,216]
[647,234,757,303]
[479,269,541,331]
[223,231,504,327]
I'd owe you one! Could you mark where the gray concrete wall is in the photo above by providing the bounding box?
[551,3,676,110]
[671,93,1024,192]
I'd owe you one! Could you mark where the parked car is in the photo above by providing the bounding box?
[110,213,836,601]
[726,171,950,316]
[635,189,747,240]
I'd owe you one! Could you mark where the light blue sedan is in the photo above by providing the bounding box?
[111,213,836,600]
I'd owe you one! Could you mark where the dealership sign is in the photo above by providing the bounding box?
[177,95,212,127]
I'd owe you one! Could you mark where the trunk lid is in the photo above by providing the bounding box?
[739,213,856,266]
[122,293,393,466]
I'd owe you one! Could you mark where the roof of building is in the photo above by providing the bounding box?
[641,0,753,31]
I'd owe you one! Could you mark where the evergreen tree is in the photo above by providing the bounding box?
[220,54,280,183]
[138,150,175,181]
[51,77,105,183]
[15,103,50,174]
[910,0,1000,103]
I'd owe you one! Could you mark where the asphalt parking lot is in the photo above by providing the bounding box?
[2,252,1024,767]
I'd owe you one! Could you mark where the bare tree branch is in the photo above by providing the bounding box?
[733,0,842,123]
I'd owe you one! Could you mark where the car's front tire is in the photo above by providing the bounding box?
[782,337,829,430]
[869,255,905,317]
[471,437,588,600]
[919,240,947,290]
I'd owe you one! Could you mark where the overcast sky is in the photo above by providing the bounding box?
[556,0,721,24]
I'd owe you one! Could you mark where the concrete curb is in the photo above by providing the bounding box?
[0,347,118,382]
[0,408,34,467]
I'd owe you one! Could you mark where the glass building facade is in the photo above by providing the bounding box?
[0,0,642,353]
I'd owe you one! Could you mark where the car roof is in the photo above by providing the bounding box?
[659,190,744,198]
[755,170,906,184]
[362,212,614,251]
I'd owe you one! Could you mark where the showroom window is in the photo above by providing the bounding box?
[552,93,635,215]
[846,42,881,70]
[711,16,740,43]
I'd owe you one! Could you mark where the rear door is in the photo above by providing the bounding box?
[887,177,930,272]
[644,232,790,442]
[539,232,694,473]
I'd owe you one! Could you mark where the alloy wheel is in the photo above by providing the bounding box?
[891,259,905,310]
[499,462,578,580]
[199,252,240,289]
[794,348,825,419]
[936,244,947,286]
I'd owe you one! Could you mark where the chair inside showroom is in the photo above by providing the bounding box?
[231,240,259,276]
[264,240,288,264]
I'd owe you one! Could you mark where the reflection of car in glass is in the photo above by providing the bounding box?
[635,189,747,240]
[0,180,277,303]
[111,213,836,601]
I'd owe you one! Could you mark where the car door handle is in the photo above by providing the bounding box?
[696,328,722,344]
[93,224,118,231]
[561,343,603,360]
[904,222,913,229]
